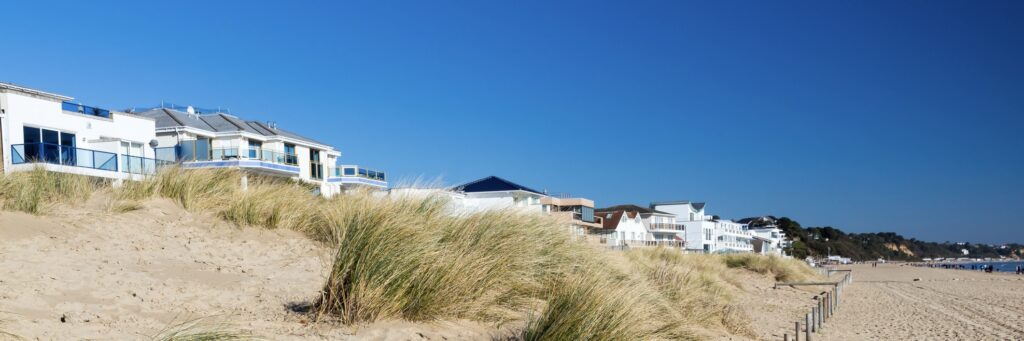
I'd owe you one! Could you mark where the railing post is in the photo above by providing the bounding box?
[795,321,800,341]
[805,313,813,341]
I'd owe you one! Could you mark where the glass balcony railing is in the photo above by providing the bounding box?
[122,155,175,175]
[649,223,686,231]
[11,142,118,171]
[331,166,386,181]
[250,148,298,166]
[152,146,297,166]
[62,101,111,118]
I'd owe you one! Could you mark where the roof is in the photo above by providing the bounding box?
[0,82,73,101]
[451,176,545,195]
[137,108,332,147]
[597,204,672,216]
[597,210,641,230]
[650,201,705,211]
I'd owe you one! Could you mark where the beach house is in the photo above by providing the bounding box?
[594,204,686,248]
[136,106,386,196]
[651,201,753,253]
[1,83,159,181]
[449,176,601,235]
[749,225,788,256]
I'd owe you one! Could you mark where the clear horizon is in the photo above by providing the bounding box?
[2,1,1021,244]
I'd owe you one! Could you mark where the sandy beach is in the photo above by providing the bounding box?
[816,263,1024,340]
[0,198,495,340]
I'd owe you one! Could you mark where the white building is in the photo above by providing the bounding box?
[651,201,753,253]
[595,204,685,248]
[1,83,158,181]
[137,106,386,196]
[749,225,788,256]
[448,176,601,234]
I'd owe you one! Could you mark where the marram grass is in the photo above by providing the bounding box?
[0,168,822,340]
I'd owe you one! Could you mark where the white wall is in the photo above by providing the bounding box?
[2,93,156,156]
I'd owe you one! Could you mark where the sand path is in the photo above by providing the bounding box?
[816,263,1024,341]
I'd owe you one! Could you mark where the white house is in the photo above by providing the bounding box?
[1,83,157,181]
[592,209,651,247]
[596,204,685,248]
[749,225,788,256]
[448,176,601,234]
[136,106,386,196]
[651,200,753,253]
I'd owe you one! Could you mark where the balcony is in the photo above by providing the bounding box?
[327,165,387,188]
[121,154,174,175]
[62,102,111,118]
[11,142,118,172]
[154,146,300,175]
[649,223,686,231]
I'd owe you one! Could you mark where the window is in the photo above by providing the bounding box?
[248,139,262,159]
[21,127,76,164]
[178,138,212,161]
[343,167,356,176]
[284,144,297,165]
[309,148,323,180]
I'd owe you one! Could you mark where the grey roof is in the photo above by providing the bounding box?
[650,201,705,211]
[138,108,331,147]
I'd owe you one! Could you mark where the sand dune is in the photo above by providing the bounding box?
[0,199,494,340]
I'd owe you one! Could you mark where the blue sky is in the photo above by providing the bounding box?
[2,1,1022,243]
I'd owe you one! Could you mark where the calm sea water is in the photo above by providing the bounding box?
[962,261,1024,272]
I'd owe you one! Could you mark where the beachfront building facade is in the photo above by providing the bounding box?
[652,201,754,253]
[450,176,601,234]
[137,107,386,196]
[596,204,686,248]
[749,225,788,256]
[0,83,159,181]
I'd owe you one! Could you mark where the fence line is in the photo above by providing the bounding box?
[781,270,853,340]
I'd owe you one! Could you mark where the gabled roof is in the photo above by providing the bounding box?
[137,108,332,147]
[451,176,545,195]
[597,210,641,230]
[597,204,672,216]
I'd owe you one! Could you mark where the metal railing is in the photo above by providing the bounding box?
[11,143,118,172]
[649,223,686,231]
[153,146,297,166]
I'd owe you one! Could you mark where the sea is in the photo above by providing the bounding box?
[956,261,1024,273]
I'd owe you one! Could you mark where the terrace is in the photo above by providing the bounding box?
[10,142,169,176]
[155,145,300,175]
[61,101,111,119]
[327,165,388,188]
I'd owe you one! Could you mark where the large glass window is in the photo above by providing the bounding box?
[248,139,262,159]
[284,143,297,165]
[309,149,322,180]
[42,129,59,163]
[22,126,41,161]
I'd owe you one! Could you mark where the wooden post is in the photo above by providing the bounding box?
[817,299,823,330]
[806,313,813,341]
[795,321,801,341]
[785,334,789,341]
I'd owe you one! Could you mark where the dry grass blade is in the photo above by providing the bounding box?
[150,316,252,341]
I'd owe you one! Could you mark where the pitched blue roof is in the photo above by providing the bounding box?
[452,176,544,195]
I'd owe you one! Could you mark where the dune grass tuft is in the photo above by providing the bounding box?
[721,253,818,282]
[151,317,252,341]
[0,167,102,214]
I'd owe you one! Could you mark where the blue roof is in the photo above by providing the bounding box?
[452,176,544,195]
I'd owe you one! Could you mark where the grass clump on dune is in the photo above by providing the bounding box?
[313,194,581,323]
[0,167,102,214]
[151,317,251,341]
[627,248,754,337]
[722,253,818,282]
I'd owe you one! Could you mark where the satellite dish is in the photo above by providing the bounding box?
[149,139,159,148]
[186,106,196,115]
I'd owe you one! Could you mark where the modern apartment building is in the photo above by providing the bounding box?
[1,83,159,181]
[137,106,386,196]
[651,200,753,253]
